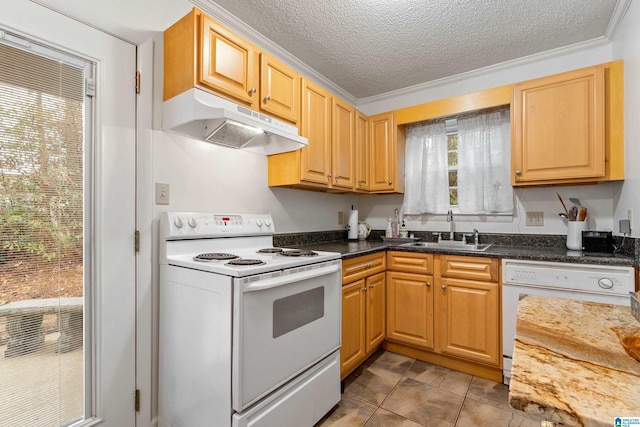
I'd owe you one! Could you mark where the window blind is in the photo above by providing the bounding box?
[0,36,85,426]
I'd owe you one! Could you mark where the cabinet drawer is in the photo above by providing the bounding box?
[387,251,433,274]
[440,255,498,282]
[342,252,386,284]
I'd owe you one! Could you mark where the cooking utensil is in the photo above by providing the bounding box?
[556,193,569,217]
[569,197,582,207]
[578,207,587,221]
[569,206,578,221]
[558,213,568,218]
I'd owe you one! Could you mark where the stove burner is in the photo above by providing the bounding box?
[257,248,284,254]
[194,253,239,261]
[226,259,266,266]
[280,249,318,257]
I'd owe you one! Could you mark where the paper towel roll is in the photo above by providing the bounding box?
[348,210,358,240]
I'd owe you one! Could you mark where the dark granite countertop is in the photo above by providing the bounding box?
[292,238,635,266]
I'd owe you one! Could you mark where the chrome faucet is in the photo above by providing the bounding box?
[446,209,454,240]
[473,228,480,247]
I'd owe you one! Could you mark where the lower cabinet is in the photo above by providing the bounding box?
[340,253,386,379]
[386,270,434,349]
[384,252,501,380]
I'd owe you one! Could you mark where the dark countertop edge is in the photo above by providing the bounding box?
[292,240,636,266]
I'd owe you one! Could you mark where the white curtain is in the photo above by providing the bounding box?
[401,120,449,214]
[457,109,513,214]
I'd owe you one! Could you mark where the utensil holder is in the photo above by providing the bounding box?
[566,220,586,250]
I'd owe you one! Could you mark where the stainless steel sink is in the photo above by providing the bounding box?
[401,241,493,252]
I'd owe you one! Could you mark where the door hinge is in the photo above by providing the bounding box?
[134,230,140,253]
[135,70,141,94]
[135,389,140,412]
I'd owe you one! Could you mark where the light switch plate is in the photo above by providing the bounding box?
[155,183,170,205]
[525,211,544,226]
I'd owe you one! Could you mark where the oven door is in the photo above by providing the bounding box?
[232,259,341,411]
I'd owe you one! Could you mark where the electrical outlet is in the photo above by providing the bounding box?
[337,211,344,225]
[155,183,170,205]
[525,211,544,226]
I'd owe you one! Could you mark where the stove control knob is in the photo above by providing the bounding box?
[265,218,272,228]
[256,219,264,227]
[174,217,184,229]
[188,218,197,228]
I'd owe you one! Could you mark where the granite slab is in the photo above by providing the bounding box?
[509,295,640,426]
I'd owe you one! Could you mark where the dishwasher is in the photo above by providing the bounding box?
[501,259,635,384]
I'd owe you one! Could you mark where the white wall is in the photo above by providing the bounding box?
[151,131,350,232]
[611,0,640,237]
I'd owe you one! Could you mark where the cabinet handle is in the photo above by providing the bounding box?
[264,95,271,102]
[388,180,393,185]
[369,285,374,289]
[362,287,367,292]
[515,170,522,176]
[335,175,340,183]
[441,285,446,290]
[426,282,431,287]
[249,87,257,94]
[327,173,332,178]
[358,180,364,184]
[366,263,371,269]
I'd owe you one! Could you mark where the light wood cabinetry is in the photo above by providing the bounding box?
[164,8,299,124]
[511,61,624,186]
[259,52,300,124]
[384,251,502,380]
[355,110,370,191]
[340,253,386,379]
[369,112,404,193]
[438,255,500,366]
[386,270,434,350]
[332,98,356,190]
[299,78,333,186]
[268,80,358,191]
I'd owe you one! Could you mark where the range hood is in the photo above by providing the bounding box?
[162,88,307,155]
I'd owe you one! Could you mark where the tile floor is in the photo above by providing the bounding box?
[315,350,545,427]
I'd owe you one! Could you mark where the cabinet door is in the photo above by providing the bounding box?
[365,272,385,353]
[439,278,499,366]
[332,98,356,190]
[369,112,396,192]
[259,52,299,124]
[199,14,258,106]
[512,65,605,185]
[387,251,433,275]
[341,280,366,379]
[300,78,332,185]
[386,271,434,350]
[355,110,370,191]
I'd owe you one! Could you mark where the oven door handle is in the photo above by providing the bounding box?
[243,263,341,292]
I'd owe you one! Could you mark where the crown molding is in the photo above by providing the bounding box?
[356,36,611,108]
[606,0,632,39]
[190,0,357,105]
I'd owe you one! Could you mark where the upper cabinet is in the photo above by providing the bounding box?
[299,78,333,186]
[260,52,300,124]
[511,61,624,186]
[369,112,404,193]
[355,111,370,192]
[164,8,299,124]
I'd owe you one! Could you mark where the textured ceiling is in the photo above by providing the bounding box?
[207,0,619,99]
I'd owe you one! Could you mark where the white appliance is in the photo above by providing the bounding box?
[158,212,341,427]
[501,259,635,384]
[162,88,308,155]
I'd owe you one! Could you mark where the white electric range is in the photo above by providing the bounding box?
[158,212,342,427]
